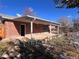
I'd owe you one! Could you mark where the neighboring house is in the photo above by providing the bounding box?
[0,14,59,39]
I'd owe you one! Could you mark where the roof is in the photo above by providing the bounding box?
[26,15,60,25]
[0,13,60,25]
[0,13,17,19]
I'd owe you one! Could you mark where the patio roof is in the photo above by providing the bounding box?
[14,15,60,25]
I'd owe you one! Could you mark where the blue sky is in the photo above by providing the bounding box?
[0,0,79,21]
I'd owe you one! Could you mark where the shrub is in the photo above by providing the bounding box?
[0,43,8,56]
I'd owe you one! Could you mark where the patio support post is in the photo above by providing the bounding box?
[30,17,36,39]
[49,24,52,40]
[49,25,52,34]
[31,21,33,39]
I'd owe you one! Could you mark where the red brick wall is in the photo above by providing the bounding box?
[33,23,49,33]
[4,20,49,38]
[4,21,20,38]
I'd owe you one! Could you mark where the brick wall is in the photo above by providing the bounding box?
[4,21,20,38]
[4,20,49,38]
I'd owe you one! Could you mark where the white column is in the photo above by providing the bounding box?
[48,25,52,40]
[31,21,33,39]
[49,25,52,34]
[57,25,59,35]
[30,17,36,39]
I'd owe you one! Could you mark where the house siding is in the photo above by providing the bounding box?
[4,20,49,38]
[4,21,20,38]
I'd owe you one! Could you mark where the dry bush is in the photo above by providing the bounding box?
[0,39,16,56]
[66,51,79,57]
[48,36,69,46]
[0,42,9,55]
[47,36,79,58]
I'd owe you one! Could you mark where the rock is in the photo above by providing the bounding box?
[13,39,22,46]
[2,53,9,59]
[14,46,20,52]
[17,53,21,58]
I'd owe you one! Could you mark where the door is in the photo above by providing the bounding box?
[20,24,25,36]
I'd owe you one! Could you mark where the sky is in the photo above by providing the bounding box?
[0,0,79,22]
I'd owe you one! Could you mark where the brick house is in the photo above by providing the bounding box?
[0,14,59,39]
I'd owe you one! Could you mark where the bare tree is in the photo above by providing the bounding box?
[23,7,35,16]
[59,17,79,33]
[59,16,72,34]
[73,18,79,32]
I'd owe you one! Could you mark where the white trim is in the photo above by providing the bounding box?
[26,15,59,25]
[20,24,26,36]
